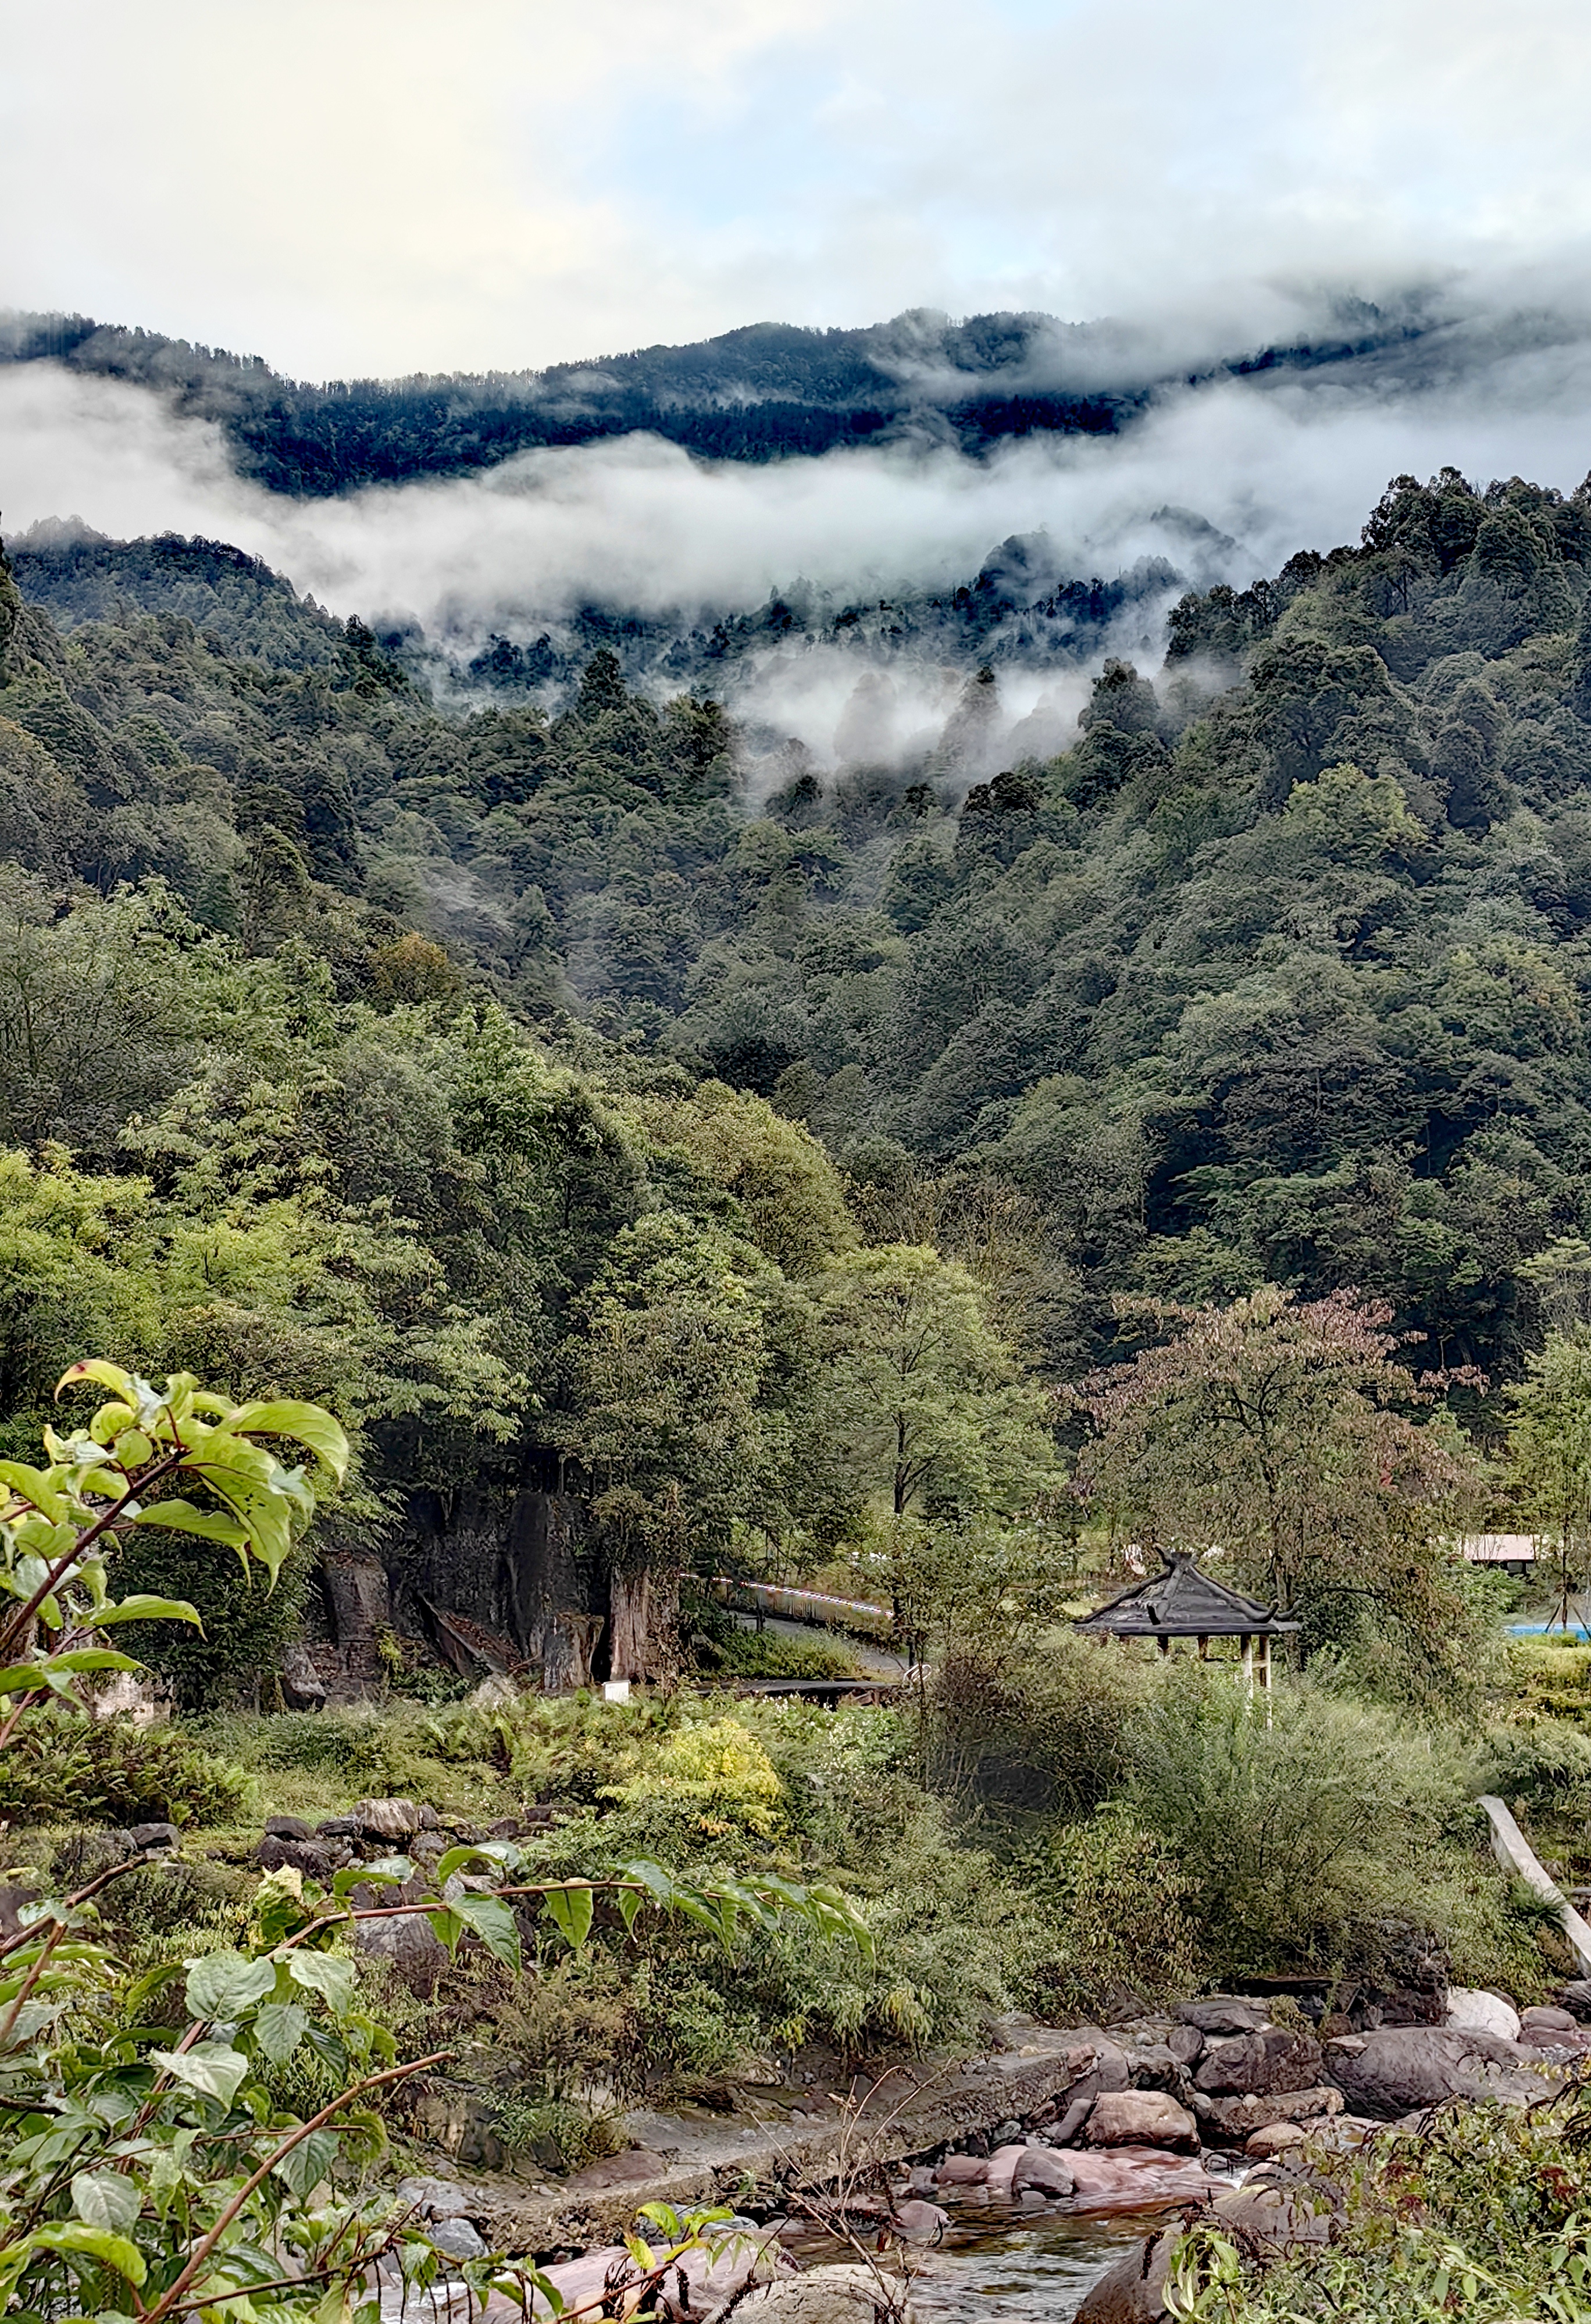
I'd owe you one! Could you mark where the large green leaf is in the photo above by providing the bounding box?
[71,2171,142,2233]
[185,1952,278,2022]
[272,2127,343,2199]
[214,1400,350,1485]
[95,1594,202,1628]
[147,2041,250,2107]
[452,1892,523,1971]
[23,2220,147,2284]
[129,1500,248,1551]
[54,1360,135,1403]
[286,1949,357,2016]
[0,1462,69,1522]
[541,1886,594,1953]
[252,2000,309,2063]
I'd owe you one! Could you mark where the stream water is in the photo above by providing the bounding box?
[903,2207,1157,2323]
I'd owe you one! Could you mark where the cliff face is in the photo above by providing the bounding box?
[309,1488,601,1699]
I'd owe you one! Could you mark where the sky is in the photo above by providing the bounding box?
[5,0,1591,767]
[5,0,1591,379]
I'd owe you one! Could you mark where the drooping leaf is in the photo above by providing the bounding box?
[128,1500,248,1551]
[252,2001,309,2063]
[213,1400,351,1485]
[185,1952,279,2022]
[286,1949,358,2016]
[452,1892,523,1970]
[147,2041,251,2106]
[541,1886,594,1953]
[71,2170,142,2233]
[55,1361,135,1403]
[24,2221,147,2284]
[0,1462,69,1522]
[95,1594,202,1628]
[272,2127,343,2199]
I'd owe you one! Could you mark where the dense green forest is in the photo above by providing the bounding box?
[1,301,1421,492]
[6,461,1591,1692]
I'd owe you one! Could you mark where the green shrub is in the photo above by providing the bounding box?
[1171,2077,1591,2323]
[1022,1805,1202,2018]
[926,1630,1162,1816]
[0,1712,248,1827]
[1123,1674,1476,1977]
[699,1627,862,1680]
[1474,1717,1591,1819]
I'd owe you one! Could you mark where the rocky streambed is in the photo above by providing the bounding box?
[390,1979,1588,2321]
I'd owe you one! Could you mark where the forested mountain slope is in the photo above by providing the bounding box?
[8,467,1591,1402]
[2,301,1424,493]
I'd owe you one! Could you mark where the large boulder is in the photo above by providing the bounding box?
[932,2153,989,2190]
[1074,2229,1177,2324]
[1064,2148,1215,2205]
[1086,2093,1199,2154]
[1013,2147,1075,2198]
[1194,2086,1342,2141]
[982,2143,1029,2200]
[1446,1988,1520,2043]
[1177,1997,1269,2035]
[717,2264,915,2324]
[1046,2036,1130,2143]
[1195,2027,1323,2096]
[353,1797,424,1840]
[1323,2027,1558,2118]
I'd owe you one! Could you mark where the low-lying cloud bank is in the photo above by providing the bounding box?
[5,288,1591,764]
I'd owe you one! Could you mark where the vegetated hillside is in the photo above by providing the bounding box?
[6,468,1591,1408]
[1,300,1423,493]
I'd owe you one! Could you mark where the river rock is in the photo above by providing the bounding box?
[1193,2085,1342,2140]
[1065,2147,1215,2205]
[1195,2027,1322,2095]
[264,1814,315,1841]
[1561,1979,1591,2020]
[1177,1997,1269,2035]
[129,1821,180,1852]
[1211,2176,1337,2250]
[1086,2092,1198,2153]
[891,2200,948,2243]
[395,2176,480,2221]
[1012,2148,1075,2197]
[1165,2024,1204,2067]
[933,2153,989,2188]
[1073,2229,1176,2324]
[1245,2122,1305,2157]
[983,2142,1029,2199]
[718,2264,915,2324]
[1323,2026,1557,2117]
[354,1797,424,1839]
[1126,2042,1193,2098]
[1045,2036,1131,2144]
[428,2218,487,2261]
[1446,1988,1521,2043]
[257,1834,341,1880]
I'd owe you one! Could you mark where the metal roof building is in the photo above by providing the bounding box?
[1075,1551,1300,1687]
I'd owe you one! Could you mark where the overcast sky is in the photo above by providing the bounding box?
[6,0,1591,378]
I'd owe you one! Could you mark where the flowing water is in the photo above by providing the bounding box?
[904,2207,1160,2322]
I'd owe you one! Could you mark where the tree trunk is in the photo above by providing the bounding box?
[608,1565,679,1683]
[320,1554,391,1686]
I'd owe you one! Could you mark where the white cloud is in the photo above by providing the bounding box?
[5,0,1591,375]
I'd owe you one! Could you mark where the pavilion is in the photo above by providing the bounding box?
[1074,1551,1300,1688]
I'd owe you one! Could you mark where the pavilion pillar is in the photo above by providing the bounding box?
[1240,1634,1254,1694]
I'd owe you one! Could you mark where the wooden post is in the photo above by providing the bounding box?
[1260,1633,1272,1691]
[1197,1634,1209,1660]
[1241,1634,1254,1695]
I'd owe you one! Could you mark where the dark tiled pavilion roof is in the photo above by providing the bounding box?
[1075,1552,1301,1638]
